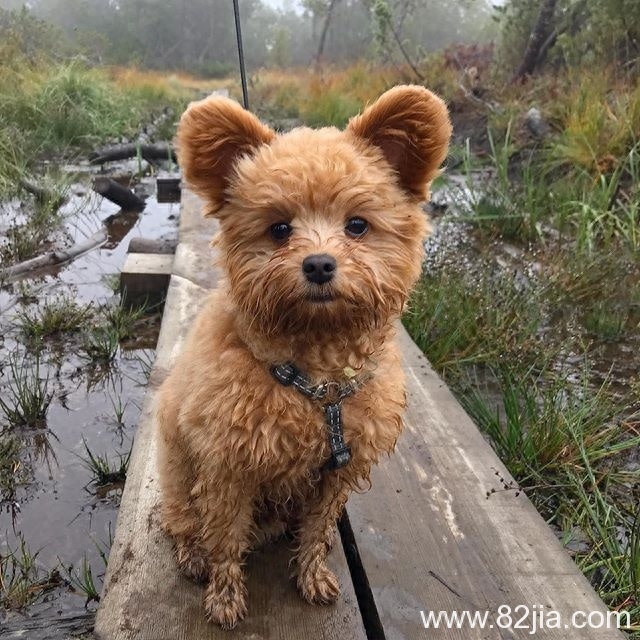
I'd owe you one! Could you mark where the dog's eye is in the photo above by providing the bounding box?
[270,222,292,241]
[345,217,368,238]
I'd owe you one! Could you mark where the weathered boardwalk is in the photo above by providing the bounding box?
[95,190,625,640]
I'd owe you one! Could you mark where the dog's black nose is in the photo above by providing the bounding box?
[302,254,336,285]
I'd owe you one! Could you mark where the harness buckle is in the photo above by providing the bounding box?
[270,363,297,386]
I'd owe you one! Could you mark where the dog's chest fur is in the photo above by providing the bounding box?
[169,292,405,495]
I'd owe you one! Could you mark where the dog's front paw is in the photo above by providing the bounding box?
[204,572,248,629]
[175,541,209,583]
[297,559,340,605]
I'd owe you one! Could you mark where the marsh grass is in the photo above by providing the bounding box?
[630,512,640,600]
[0,536,60,610]
[569,458,640,626]
[549,72,640,175]
[101,301,147,341]
[62,555,100,605]
[450,132,557,244]
[0,177,70,265]
[1,63,188,155]
[134,349,154,384]
[16,295,93,341]
[0,434,27,502]
[406,183,639,629]
[80,301,148,363]
[303,91,362,128]
[0,128,29,198]
[567,143,640,254]
[0,352,51,429]
[454,101,640,253]
[583,303,628,342]
[0,60,193,199]
[61,528,111,605]
[0,224,47,265]
[404,263,548,374]
[251,64,395,128]
[81,437,131,488]
[81,327,120,363]
[108,394,128,427]
[461,370,638,510]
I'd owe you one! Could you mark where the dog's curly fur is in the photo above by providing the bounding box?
[156,85,451,628]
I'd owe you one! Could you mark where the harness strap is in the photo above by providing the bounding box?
[323,403,351,471]
[271,363,355,471]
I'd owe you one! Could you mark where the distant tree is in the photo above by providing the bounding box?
[301,0,342,64]
[498,0,640,78]
[370,0,493,79]
[270,25,292,67]
[373,0,423,80]
[0,6,68,63]
[511,0,558,83]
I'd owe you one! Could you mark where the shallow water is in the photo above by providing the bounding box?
[0,170,178,619]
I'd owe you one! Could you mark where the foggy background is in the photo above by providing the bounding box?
[0,0,495,73]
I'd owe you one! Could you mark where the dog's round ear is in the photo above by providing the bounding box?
[347,85,452,201]
[176,95,275,216]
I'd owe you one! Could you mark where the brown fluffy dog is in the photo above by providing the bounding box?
[156,85,451,628]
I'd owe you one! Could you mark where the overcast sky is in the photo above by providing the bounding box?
[262,0,303,13]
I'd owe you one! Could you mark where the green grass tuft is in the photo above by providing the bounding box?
[404,264,547,374]
[0,536,60,610]
[302,91,362,128]
[62,555,100,605]
[0,352,51,429]
[15,296,93,341]
[81,437,131,488]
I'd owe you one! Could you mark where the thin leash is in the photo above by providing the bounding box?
[232,0,250,110]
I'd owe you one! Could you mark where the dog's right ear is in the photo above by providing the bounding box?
[176,95,275,216]
[347,85,451,202]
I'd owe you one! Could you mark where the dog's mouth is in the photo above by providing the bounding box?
[306,289,337,303]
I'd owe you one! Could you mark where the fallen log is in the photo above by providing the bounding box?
[1,228,108,283]
[92,177,145,210]
[89,143,176,166]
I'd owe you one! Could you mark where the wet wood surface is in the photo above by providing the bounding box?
[0,610,94,639]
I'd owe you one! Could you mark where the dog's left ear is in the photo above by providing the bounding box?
[347,85,452,201]
[177,95,275,215]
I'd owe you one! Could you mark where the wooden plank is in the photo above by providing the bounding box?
[345,325,625,639]
[95,193,367,640]
[120,253,173,307]
[171,189,219,290]
[0,610,94,639]
[156,173,181,203]
[127,237,177,254]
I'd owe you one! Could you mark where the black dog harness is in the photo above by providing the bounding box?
[271,363,370,472]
